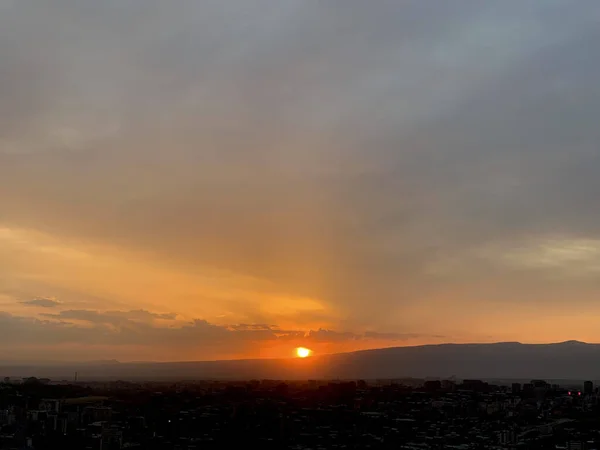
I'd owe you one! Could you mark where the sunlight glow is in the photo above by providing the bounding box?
[296,347,312,358]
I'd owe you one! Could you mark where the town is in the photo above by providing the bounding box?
[1,376,600,449]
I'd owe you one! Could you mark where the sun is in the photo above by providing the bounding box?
[296,347,312,358]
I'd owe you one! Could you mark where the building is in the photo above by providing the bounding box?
[568,440,585,450]
[462,380,488,392]
[531,379,549,389]
[511,383,521,394]
[424,380,441,391]
[499,429,517,445]
[441,379,456,391]
[83,406,112,424]
[584,380,593,395]
[41,399,61,413]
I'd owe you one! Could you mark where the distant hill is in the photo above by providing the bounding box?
[1,341,599,381]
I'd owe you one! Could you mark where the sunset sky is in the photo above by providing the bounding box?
[2,1,600,362]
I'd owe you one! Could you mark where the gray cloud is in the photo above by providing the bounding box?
[0,311,422,360]
[101,310,177,321]
[20,298,61,308]
[41,309,177,324]
[1,0,600,335]
[229,324,278,332]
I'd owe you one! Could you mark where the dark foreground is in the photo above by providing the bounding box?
[1,377,599,449]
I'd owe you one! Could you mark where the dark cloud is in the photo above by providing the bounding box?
[2,0,600,339]
[105,310,177,321]
[229,324,277,332]
[20,298,61,308]
[0,311,424,360]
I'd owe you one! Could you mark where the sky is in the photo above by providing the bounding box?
[2,0,600,362]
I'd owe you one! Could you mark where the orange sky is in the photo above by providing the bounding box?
[2,1,600,361]
[3,225,600,361]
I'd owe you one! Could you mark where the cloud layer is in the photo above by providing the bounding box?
[2,1,600,359]
[20,298,61,308]
[0,310,431,361]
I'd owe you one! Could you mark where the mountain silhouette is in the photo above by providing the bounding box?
[1,341,599,381]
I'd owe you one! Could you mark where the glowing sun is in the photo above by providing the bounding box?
[296,347,312,358]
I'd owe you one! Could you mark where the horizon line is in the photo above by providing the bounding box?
[0,339,595,366]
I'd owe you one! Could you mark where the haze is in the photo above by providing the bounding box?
[1,1,600,362]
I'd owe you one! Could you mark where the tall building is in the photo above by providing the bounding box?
[584,380,594,395]
[511,383,521,394]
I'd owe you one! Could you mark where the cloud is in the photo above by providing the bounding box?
[304,329,437,343]
[497,238,600,274]
[428,237,600,281]
[116,310,177,321]
[363,331,434,341]
[1,0,600,346]
[20,298,61,308]
[41,309,178,325]
[229,324,277,331]
[0,310,429,361]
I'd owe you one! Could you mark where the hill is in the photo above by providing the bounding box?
[1,341,598,381]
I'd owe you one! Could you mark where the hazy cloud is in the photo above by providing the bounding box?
[229,324,278,332]
[2,0,600,357]
[305,329,436,343]
[20,298,61,308]
[41,309,178,324]
[0,310,425,361]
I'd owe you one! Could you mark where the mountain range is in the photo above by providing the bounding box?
[1,341,598,381]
